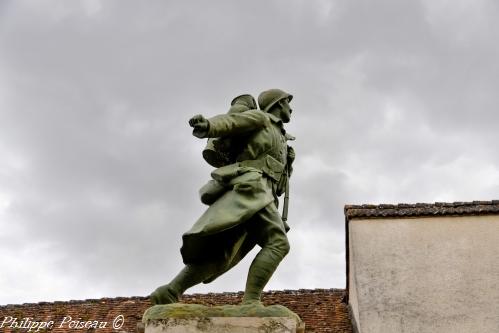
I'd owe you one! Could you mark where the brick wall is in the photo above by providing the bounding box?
[0,289,352,333]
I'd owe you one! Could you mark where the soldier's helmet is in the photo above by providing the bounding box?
[258,89,293,112]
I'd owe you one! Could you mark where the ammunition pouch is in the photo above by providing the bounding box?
[211,163,245,183]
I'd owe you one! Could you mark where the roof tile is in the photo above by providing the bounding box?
[0,289,351,333]
[345,200,499,219]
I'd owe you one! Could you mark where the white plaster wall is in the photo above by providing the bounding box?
[348,234,361,333]
[348,215,499,333]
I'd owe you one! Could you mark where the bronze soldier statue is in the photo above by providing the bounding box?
[151,88,296,305]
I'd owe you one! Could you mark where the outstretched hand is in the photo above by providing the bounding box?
[189,114,209,138]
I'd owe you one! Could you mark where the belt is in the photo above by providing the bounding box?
[239,155,285,182]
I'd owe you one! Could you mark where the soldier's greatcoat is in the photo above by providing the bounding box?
[180,109,292,281]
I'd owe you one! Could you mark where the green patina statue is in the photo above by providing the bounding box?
[151,88,296,306]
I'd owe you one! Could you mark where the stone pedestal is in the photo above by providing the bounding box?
[142,303,304,333]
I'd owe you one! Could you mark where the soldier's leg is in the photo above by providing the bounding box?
[242,203,290,304]
[150,261,222,305]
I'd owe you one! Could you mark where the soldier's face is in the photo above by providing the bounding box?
[279,99,292,123]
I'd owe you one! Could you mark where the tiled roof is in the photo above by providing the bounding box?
[0,289,352,333]
[345,200,499,220]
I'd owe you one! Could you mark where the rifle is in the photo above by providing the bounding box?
[282,164,290,222]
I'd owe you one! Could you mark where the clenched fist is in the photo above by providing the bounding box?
[189,114,209,138]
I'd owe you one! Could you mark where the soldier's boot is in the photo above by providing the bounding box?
[150,263,218,305]
[242,242,289,305]
[150,284,178,305]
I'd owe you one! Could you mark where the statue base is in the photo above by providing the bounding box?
[141,303,304,333]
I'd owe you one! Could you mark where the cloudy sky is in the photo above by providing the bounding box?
[1,0,498,305]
